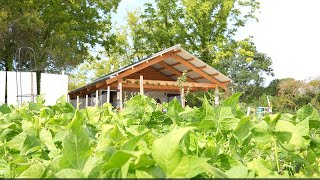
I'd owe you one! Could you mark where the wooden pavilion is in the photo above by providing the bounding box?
[68,45,232,109]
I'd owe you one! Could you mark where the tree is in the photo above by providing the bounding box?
[265,79,280,96]
[68,25,134,90]
[126,0,260,63]
[216,50,274,104]
[0,0,120,93]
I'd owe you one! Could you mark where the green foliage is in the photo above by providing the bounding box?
[0,0,121,93]
[0,93,320,178]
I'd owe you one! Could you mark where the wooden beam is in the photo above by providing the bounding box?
[85,95,88,107]
[198,65,208,70]
[211,73,219,76]
[170,62,181,66]
[140,75,144,95]
[172,54,227,90]
[107,86,110,104]
[193,76,205,80]
[76,96,79,109]
[214,87,219,106]
[186,57,195,61]
[158,61,196,82]
[118,83,123,110]
[181,87,185,108]
[221,80,232,83]
[157,67,166,71]
[105,51,173,86]
[110,83,205,92]
[95,90,99,106]
[124,79,217,89]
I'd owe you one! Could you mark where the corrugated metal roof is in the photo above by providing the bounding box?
[69,44,232,94]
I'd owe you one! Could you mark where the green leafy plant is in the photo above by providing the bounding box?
[0,94,319,178]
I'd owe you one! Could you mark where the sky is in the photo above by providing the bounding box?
[112,0,320,84]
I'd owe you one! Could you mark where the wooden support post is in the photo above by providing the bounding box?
[95,90,99,106]
[214,87,219,107]
[140,75,144,95]
[85,95,88,107]
[67,95,70,103]
[107,86,110,104]
[76,95,79,109]
[181,87,185,108]
[117,83,123,110]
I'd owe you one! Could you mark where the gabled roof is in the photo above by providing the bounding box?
[69,44,232,96]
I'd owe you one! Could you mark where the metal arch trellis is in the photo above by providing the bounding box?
[14,46,37,106]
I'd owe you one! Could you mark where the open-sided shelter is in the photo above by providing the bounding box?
[68,45,232,109]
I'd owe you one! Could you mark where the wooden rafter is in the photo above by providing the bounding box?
[158,61,196,82]
[149,66,174,80]
[170,62,181,66]
[193,76,205,80]
[172,54,227,90]
[156,67,166,71]
[101,50,174,88]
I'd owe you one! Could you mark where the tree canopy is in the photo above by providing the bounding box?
[0,0,120,72]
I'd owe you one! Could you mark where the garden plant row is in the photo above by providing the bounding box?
[0,93,319,178]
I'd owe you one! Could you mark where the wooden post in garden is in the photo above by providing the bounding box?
[85,95,88,107]
[214,87,219,107]
[95,90,99,106]
[107,86,110,104]
[181,87,185,108]
[140,75,144,95]
[76,95,79,109]
[119,83,123,110]
[67,95,70,103]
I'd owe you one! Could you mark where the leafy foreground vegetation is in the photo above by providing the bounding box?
[0,93,320,178]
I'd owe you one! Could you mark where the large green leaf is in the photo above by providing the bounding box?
[152,127,227,178]
[135,165,166,178]
[121,130,150,151]
[21,134,41,155]
[0,104,11,114]
[225,165,248,178]
[247,159,272,177]
[40,128,59,158]
[297,104,318,121]
[275,120,310,150]
[221,92,242,109]
[102,150,142,177]
[85,106,101,124]
[18,163,46,178]
[5,132,27,150]
[60,110,92,170]
[166,97,184,123]
[251,121,272,143]
[233,117,252,141]
[55,169,85,178]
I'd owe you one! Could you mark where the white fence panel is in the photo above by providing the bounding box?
[7,71,37,105]
[0,72,6,104]
[40,73,68,105]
